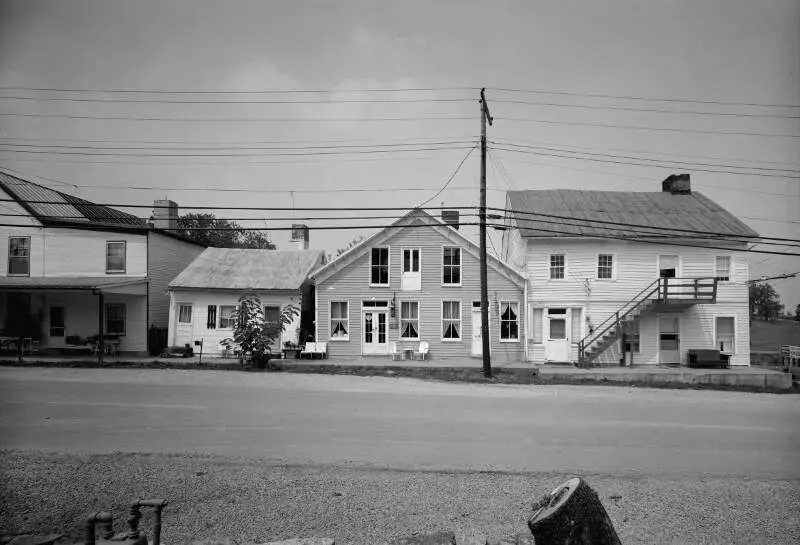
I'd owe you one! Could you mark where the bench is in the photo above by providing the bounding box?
[300,342,327,359]
[687,349,731,369]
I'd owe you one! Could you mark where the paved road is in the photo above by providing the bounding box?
[1,368,798,478]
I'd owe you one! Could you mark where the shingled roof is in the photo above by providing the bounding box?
[506,189,759,239]
[169,248,324,290]
[0,170,144,228]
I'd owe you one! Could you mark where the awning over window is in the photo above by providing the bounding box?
[0,276,148,295]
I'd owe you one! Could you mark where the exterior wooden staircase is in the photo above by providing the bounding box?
[577,277,719,368]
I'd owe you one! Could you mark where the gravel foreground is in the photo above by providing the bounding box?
[1,451,798,545]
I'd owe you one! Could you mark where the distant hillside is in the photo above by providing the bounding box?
[750,319,800,352]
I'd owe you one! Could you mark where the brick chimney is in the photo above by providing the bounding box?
[441,210,460,230]
[662,174,691,195]
[152,199,178,230]
[290,224,309,250]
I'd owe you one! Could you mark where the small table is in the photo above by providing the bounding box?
[0,336,18,352]
[282,348,301,360]
[403,349,415,360]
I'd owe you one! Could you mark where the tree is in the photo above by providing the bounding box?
[749,282,783,322]
[225,289,299,369]
[326,235,366,262]
[176,213,275,249]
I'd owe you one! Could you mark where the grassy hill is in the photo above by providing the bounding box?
[750,319,800,352]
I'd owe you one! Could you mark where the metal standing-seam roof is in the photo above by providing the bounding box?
[0,170,144,227]
[506,189,759,239]
[169,248,324,291]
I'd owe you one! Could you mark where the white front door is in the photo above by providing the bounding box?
[174,303,193,346]
[471,307,483,356]
[401,249,421,291]
[362,311,388,355]
[544,308,570,362]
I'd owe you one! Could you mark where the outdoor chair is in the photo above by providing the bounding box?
[300,342,317,359]
[413,341,429,361]
[388,342,402,361]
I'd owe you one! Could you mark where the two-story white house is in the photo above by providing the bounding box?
[0,171,204,355]
[501,175,757,367]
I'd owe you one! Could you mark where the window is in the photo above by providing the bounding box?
[330,301,349,340]
[715,256,731,281]
[264,305,280,327]
[550,254,565,279]
[49,307,65,337]
[400,301,419,339]
[207,305,217,329]
[598,254,614,279]
[442,247,461,285]
[105,303,126,335]
[403,249,420,273]
[500,302,520,341]
[370,247,389,285]
[442,301,461,340]
[219,305,236,329]
[8,236,30,276]
[362,300,388,307]
[178,304,192,323]
[716,317,735,353]
[106,241,126,273]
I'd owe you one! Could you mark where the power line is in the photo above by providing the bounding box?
[490,140,800,176]
[498,115,800,139]
[0,112,475,123]
[491,98,800,119]
[0,144,474,158]
[746,271,800,284]
[0,95,474,105]
[488,87,800,109]
[0,85,476,95]
[416,144,478,207]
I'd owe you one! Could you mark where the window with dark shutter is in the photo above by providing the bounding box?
[207,305,217,329]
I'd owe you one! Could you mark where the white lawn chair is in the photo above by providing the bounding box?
[414,341,429,361]
[300,342,317,359]
[389,342,402,361]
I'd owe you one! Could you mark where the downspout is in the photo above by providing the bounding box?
[523,279,529,362]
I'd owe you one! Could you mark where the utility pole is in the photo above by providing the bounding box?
[479,88,493,379]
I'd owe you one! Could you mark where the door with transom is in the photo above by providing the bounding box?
[362,301,388,355]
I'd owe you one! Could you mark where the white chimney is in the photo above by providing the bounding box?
[153,199,178,230]
[290,224,309,250]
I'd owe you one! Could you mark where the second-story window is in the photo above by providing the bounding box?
[598,254,614,279]
[370,247,389,285]
[715,256,731,281]
[550,254,565,279]
[106,241,127,273]
[442,247,461,285]
[8,236,30,276]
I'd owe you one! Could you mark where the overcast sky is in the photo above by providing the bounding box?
[0,0,798,306]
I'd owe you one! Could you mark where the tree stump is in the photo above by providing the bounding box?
[527,477,621,545]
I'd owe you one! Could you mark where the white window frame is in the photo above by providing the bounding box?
[499,300,521,342]
[8,236,31,276]
[715,256,731,282]
[330,300,350,341]
[441,300,462,342]
[714,315,736,354]
[402,248,421,274]
[597,253,615,280]
[549,254,566,280]
[400,301,420,340]
[442,246,462,286]
[218,305,237,329]
[105,241,127,274]
[369,247,390,287]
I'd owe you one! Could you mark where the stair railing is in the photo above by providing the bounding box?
[577,278,662,366]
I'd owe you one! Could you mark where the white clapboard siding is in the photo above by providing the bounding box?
[317,223,525,362]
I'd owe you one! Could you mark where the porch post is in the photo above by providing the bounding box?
[97,291,105,365]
